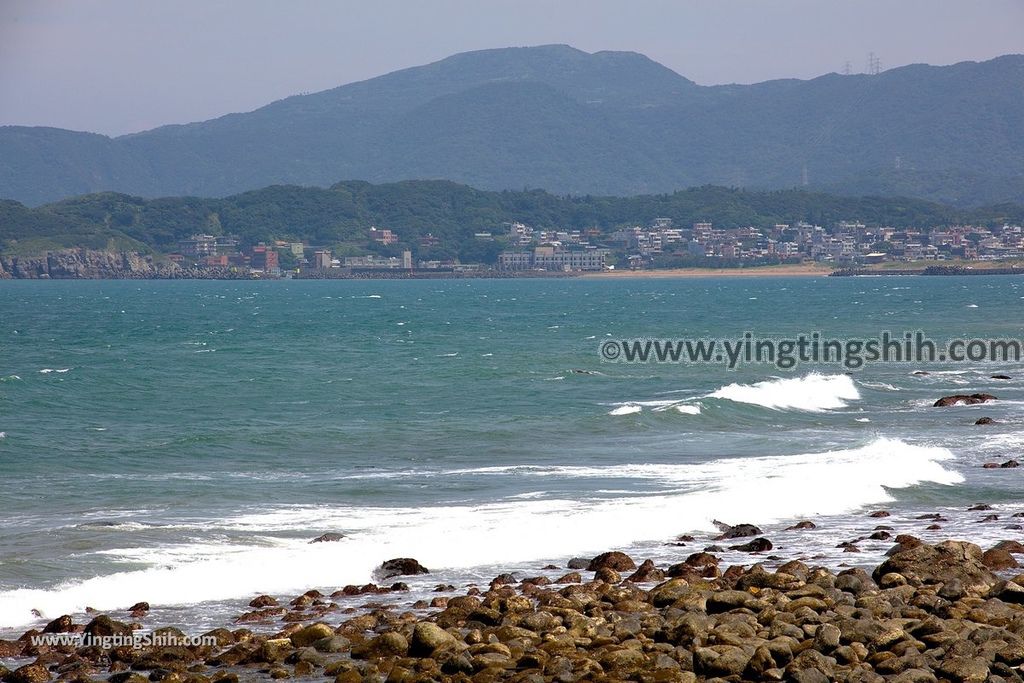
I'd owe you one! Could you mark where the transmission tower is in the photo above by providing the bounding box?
[867,52,881,75]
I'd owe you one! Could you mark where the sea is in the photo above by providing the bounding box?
[0,276,1022,635]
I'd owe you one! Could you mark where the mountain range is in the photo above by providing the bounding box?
[1,45,1022,206]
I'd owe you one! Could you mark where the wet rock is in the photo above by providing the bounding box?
[713,520,763,539]
[41,616,74,634]
[594,567,622,583]
[993,540,1024,554]
[729,537,773,552]
[4,664,51,683]
[566,557,589,570]
[982,548,1020,570]
[870,510,891,518]
[248,595,277,608]
[1001,460,1020,468]
[308,533,344,543]
[409,623,457,657]
[873,540,999,592]
[975,417,995,425]
[933,393,997,407]
[625,559,665,583]
[84,615,132,639]
[288,623,334,648]
[350,632,408,659]
[991,374,1012,380]
[787,520,817,530]
[375,557,429,579]
[586,551,636,572]
[554,571,581,584]
[969,504,994,511]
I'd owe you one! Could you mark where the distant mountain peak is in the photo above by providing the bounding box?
[0,47,1021,206]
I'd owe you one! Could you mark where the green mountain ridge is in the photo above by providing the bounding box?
[1,45,1022,206]
[2,180,1022,261]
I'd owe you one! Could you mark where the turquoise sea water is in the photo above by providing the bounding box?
[1,276,1022,631]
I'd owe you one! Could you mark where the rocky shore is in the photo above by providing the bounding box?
[0,250,249,279]
[5,536,1024,683]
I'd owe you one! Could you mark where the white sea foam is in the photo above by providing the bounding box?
[0,438,960,629]
[674,404,702,415]
[39,368,70,374]
[708,373,860,411]
[608,404,642,416]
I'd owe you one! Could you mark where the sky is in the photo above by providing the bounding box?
[1,0,1021,137]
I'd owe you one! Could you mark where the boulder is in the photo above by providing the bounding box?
[309,533,344,543]
[409,622,457,657]
[872,540,999,592]
[729,537,773,552]
[289,623,334,648]
[4,664,51,683]
[992,540,1024,554]
[982,548,1020,571]
[586,551,636,572]
[786,520,817,530]
[375,558,429,579]
[933,393,996,407]
[991,374,1012,380]
[248,595,278,608]
[625,559,664,583]
[713,520,763,539]
[41,616,74,634]
[974,417,995,425]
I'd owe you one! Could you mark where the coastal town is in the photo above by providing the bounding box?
[169,218,1024,277]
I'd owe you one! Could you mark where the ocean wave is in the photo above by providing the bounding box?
[708,373,860,411]
[608,404,642,416]
[0,437,959,629]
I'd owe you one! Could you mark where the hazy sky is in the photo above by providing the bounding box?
[1,0,1021,136]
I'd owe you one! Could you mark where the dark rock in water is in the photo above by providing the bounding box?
[554,571,581,584]
[489,573,516,588]
[683,552,720,567]
[916,513,943,520]
[926,524,942,530]
[978,514,1000,522]
[625,559,665,583]
[127,601,149,613]
[873,540,999,592]
[991,374,1012,380]
[874,525,894,530]
[969,504,994,511]
[975,416,995,425]
[704,544,725,552]
[566,557,589,570]
[869,530,892,540]
[729,537,772,553]
[249,595,278,608]
[983,462,1000,468]
[786,520,816,530]
[913,370,930,375]
[675,534,695,542]
[713,520,762,539]
[993,540,1024,554]
[594,567,622,583]
[1001,459,1020,468]
[375,557,429,579]
[982,548,1020,570]
[84,615,131,639]
[587,551,636,572]
[42,615,74,633]
[5,664,51,683]
[886,535,924,556]
[869,510,890,518]
[933,393,997,407]
[309,533,344,543]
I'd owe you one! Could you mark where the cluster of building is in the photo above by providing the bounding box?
[171,218,1024,277]
[172,234,280,274]
[586,219,1024,266]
